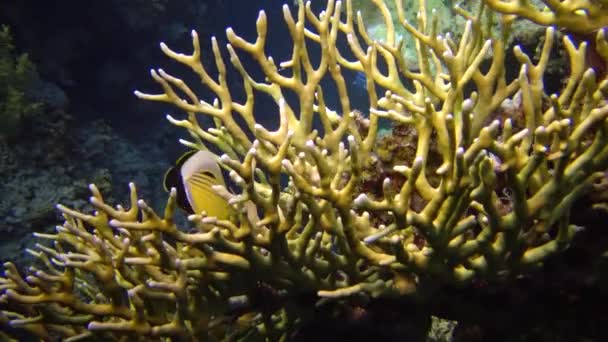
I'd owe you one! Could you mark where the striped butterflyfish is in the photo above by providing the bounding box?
[164,150,232,220]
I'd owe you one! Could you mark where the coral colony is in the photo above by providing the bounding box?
[1,0,607,340]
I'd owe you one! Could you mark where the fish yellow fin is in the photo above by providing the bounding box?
[185,174,232,219]
[181,150,232,219]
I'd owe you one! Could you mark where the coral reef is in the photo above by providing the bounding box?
[350,0,459,64]
[0,25,42,140]
[0,117,171,251]
[1,0,607,340]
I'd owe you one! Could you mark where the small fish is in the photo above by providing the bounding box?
[164,150,232,219]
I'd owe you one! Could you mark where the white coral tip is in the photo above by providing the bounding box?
[354,193,369,207]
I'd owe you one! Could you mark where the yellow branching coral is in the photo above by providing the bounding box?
[483,0,608,33]
[0,184,261,340]
[136,0,608,284]
[1,0,608,339]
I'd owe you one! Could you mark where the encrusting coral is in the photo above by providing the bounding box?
[1,0,607,339]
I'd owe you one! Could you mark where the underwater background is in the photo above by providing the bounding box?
[1,0,608,340]
[0,0,280,262]
[0,0,379,264]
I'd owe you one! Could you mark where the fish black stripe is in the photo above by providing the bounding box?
[190,173,217,185]
[201,171,216,179]
[190,177,215,186]
[189,177,217,188]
